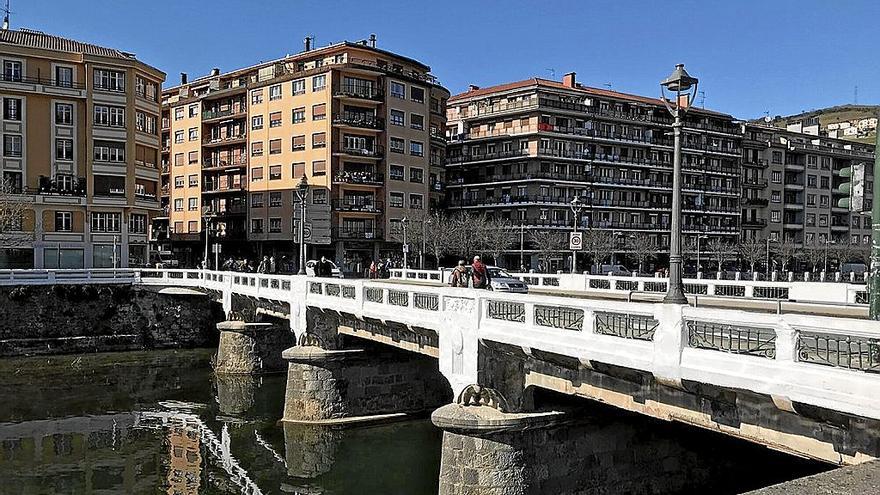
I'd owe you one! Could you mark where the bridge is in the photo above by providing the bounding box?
[2,268,879,493]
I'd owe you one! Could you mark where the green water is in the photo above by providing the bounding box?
[0,349,441,494]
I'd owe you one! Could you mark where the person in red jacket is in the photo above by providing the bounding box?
[471,255,491,289]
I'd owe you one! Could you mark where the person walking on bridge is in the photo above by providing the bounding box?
[450,260,469,288]
[471,255,491,289]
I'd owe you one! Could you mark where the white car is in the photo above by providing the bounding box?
[487,266,529,293]
[305,259,343,278]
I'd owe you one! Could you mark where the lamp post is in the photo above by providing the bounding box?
[401,216,409,269]
[695,234,708,275]
[520,222,526,271]
[202,218,210,270]
[295,175,309,275]
[569,196,583,274]
[611,231,622,265]
[660,63,699,304]
[765,237,775,279]
[420,218,430,269]
[823,238,836,274]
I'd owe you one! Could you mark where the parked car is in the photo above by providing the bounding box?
[151,251,179,269]
[591,264,633,276]
[305,259,343,278]
[841,263,867,276]
[486,266,529,293]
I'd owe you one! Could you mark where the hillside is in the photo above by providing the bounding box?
[761,105,879,144]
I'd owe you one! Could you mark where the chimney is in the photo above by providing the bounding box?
[468,84,480,92]
[304,36,312,52]
[562,72,576,88]
[211,67,220,77]
[180,72,187,85]
[369,34,377,48]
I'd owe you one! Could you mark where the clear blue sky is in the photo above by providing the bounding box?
[16,0,880,119]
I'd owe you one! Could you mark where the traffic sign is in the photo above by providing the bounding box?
[569,232,583,250]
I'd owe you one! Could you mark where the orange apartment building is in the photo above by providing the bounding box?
[154,36,448,272]
[0,28,164,268]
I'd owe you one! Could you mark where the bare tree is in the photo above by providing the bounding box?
[738,236,765,273]
[706,237,735,272]
[447,211,487,262]
[629,233,656,274]
[423,212,454,268]
[775,241,801,272]
[527,229,566,273]
[584,229,614,272]
[833,240,860,266]
[802,243,825,272]
[0,178,30,250]
[481,217,519,266]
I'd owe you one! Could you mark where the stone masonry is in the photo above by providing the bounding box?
[214,320,295,374]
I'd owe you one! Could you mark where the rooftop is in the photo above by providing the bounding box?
[0,28,136,59]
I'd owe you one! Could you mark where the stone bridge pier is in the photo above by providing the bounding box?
[213,294,297,375]
[281,308,452,424]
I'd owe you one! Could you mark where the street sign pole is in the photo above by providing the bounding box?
[870,117,880,319]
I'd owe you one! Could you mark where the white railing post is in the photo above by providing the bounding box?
[652,303,684,387]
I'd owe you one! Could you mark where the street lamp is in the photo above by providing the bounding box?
[295,175,309,275]
[765,237,776,279]
[519,221,526,271]
[823,238,836,274]
[569,196,583,274]
[695,234,708,275]
[660,63,699,304]
[401,216,409,269]
[611,231,622,265]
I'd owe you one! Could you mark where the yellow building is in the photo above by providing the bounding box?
[0,28,165,268]
[155,36,448,272]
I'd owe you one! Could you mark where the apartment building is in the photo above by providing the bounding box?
[154,36,448,271]
[445,73,742,271]
[0,28,164,268]
[741,122,874,249]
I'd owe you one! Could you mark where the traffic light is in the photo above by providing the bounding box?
[837,161,867,212]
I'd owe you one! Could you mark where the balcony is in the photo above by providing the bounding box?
[202,108,246,122]
[335,144,384,159]
[333,171,384,186]
[332,114,384,130]
[202,183,244,194]
[784,182,805,190]
[37,176,87,197]
[332,198,383,213]
[154,206,170,219]
[333,84,384,102]
[742,197,769,207]
[203,134,247,147]
[743,158,768,168]
[742,218,768,228]
[333,227,383,240]
[0,73,86,90]
[742,178,769,188]
[204,204,246,217]
[203,156,247,170]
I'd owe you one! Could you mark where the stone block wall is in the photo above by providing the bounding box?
[0,285,224,356]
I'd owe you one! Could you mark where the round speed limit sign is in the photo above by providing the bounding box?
[569,232,583,250]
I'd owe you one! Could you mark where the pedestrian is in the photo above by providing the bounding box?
[471,255,491,289]
[449,260,469,288]
[318,256,334,277]
[258,256,269,274]
[369,260,378,279]
[269,256,276,274]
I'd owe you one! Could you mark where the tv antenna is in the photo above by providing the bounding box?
[698,90,706,108]
[603,82,612,90]
[545,68,555,78]
[2,0,11,31]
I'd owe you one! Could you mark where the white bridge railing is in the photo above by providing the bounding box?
[1,268,879,422]
[388,268,870,306]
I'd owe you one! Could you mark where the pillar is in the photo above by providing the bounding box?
[214,320,295,374]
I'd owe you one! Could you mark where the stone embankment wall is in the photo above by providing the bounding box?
[0,285,224,356]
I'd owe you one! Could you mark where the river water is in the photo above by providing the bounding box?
[0,349,826,494]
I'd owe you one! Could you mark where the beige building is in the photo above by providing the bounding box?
[0,28,164,268]
[154,36,448,272]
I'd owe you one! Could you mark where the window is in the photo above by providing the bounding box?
[292,162,305,178]
[819,214,828,227]
[174,130,184,144]
[410,167,424,183]
[55,66,74,88]
[410,86,425,103]
[312,160,326,176]
[269,139,282,154]
[770,190,781,203]
[292,78,305,95]
[91,212,121,232]
[269,111,282,128]
[821,176,830,189]
[174,153,184,166]
[187,221,198,233]
[251,167,263,182]
[55,139,73,160]
[312,132,326,149]
[390,192,404,208]
[390,165,404,180]
[772,151,782,164]
[55,211,72,232]
[807,194,816,206]
[251,115,263,130]
[312,103,326,120]
[312,75,326,91]
[269,84,282,100]
[251,89,263,104]
[390,81,405,99]
[130,214,147,234]
[770,211,781,222]
[3,134,21,157]
[312,189,327,204]
[251,219,263,233]
[820,195,829,207]
[269,218,282,233]
[188,127,198,141]
[3,60,22,81]
[292,135,306,151]
[251,194,264,208]
[94,140,125,162]
[135,76,157,101]
[269,165,282,180]
[251,141,264,156]
[807,175,817,188]
[410,113,424,130]
[292,107,305,123]
[390,109,405,126]
[269,191,282,207]
[174,107,184,120]
[806,213,815,226]
[3,98,21,120]
[410,141,424,156]
[188,198,198,211]
[174,198,184,211]
[188,151,198,164]
[410,193,424,209]
[94,68,125,92]
[390,137,405,153]
[55,103,73,125]
[188,104,198,118]
[174,176,184,188]
[95,105,125,127]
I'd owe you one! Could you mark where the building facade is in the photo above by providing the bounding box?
[0,29,164,269]
[741,123,874,252]
[445,73,742,271]
[153,37,448,272]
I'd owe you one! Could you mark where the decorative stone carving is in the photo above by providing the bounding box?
[456,384,509,412]
[297,332,326,348]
